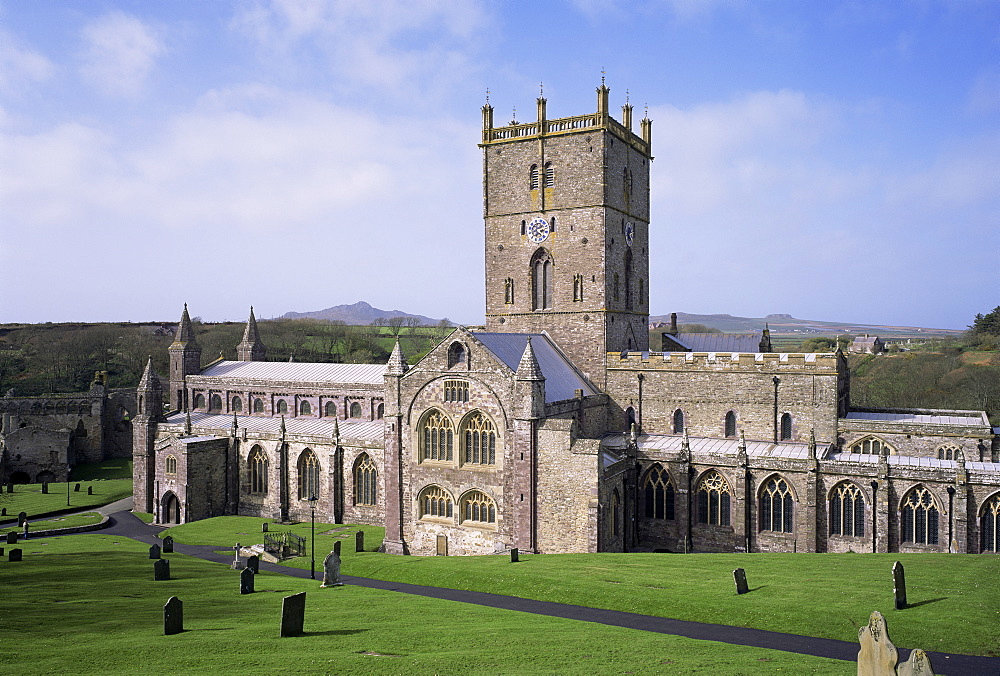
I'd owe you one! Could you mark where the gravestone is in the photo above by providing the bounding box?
[41,482,48,494]
[510,548,519,563]
[333,540,341,556]
[163,596,183,635]
[355,530,364,552]
[280,592,306,637]
[857,610,935,676]
[321,549,343,587]
[0,547,4,557]
[9,548,22,562]
[240,567,255,594]
[733,568,749,595]
[87,486,93,495]
[231,543,243,570]
[74,483,81,492]
[1,507,6,516]
[17,512,27,527]
[153,558,170,581]
[261,522,268,533]
[162,536,174,553]
[6,483,12,493]
[892,561,906,610]
[246,555,260,574]
[6,531,18,545]
[149,544,161,559]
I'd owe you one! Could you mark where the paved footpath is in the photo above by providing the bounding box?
[82,510,1000,675]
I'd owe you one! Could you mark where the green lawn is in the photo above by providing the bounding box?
[0,478,131,521]
[70,458,133,480]
[162,517,1000,657]
[0,533,850,674]
[1,512,103,535]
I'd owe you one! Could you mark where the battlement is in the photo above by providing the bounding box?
[607,351,842,372]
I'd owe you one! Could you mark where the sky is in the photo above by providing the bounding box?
[1,0,997,330]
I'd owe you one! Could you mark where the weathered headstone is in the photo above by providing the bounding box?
[261,522,268,533]
[333,540,341,556]
[733,568,749,595]
[280,592,306,637]
[892,561,906,610]
[355,530,364,552]
[87,486,93,495]
[74,483,81,492]
[240,567,255,594]
[149,544,161,559]
[41,482,48,494]
[510,548,519,563]
[17,511,27,527]
[153,558,170,581]
[1,507,6,516]
[896,649,935,676]
[857,610,934,676]
[163,596,183,635]
[231,543,243,570]
[6,531,17,545]
[9,548,23,562]
[321,549,343,587]
[0,547,4,557]
[162,536,174,553]
[246,554,259,574]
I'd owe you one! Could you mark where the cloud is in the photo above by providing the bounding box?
[0,30,54,92]
[79,12,165,98]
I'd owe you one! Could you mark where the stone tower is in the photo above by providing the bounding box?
[480,84,653,385]
[168,304,201,411]
[133,357,163,513]
[236,306,267,361]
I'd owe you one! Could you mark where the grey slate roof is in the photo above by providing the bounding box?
[669,333,764,353]
[602,433,819,460]
[197,360,386,385]
[844,410,987,426]
[827,452,1000,473]
[472,332,596,403]
[162,411,383,442]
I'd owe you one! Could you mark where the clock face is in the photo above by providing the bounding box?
[527,216,550,244]
[624,221,635,247]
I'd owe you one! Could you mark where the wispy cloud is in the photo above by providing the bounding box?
[0,30,54,93]
[79,12,165,98]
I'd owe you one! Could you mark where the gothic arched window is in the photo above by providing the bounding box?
[419,485,454,519]
[643,465,674,520]
[759,476,794,533]
[297,449,320,500]
[461,490,497,525]
[248,445,268,495]
[780,413,792,441]
[937,444,961,460]
[420,409,454,462]
[697,470,731,526]
[461,412,496,466]
[165,455,177,475]
[531,249,553,310]
[830,482,864,537]
[981,494,1000,553]
[901,486,939,545]
[724,411,737,438]
[850,437,892,455]
[353,453,377,506]
[672,409,684,434]
[543,161,554,188]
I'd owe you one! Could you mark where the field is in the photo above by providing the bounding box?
[0,460,133,524]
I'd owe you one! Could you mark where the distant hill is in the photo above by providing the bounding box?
[649,312,963,337]
[280,301,444,326]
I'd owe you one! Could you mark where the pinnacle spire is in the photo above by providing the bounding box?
[237,306,266,361]
[174,303,197,345]
[386,339,408,376]
[138,356,160,391]
[516,336,544,381]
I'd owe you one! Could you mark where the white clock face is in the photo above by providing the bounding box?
[624,221,635,247]
[527,216,550,243]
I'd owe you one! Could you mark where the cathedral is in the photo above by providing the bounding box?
[133,85,1000,556]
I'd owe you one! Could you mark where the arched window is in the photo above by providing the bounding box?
[253,398,264,413]
[937,444,961,460]
[672,409,684,434]
[193,394,205,409]
[697,470,731,526]
[297,449,320,500]
[504,277,515,304]
[300,400,311,416]
[624,249,633,310]
[543,161,554,188]
[209,394,222,412]
[420,409,454,461]
[850,437,892,455]
[643,465,674,520]
[324,401,337,417]
[376,403,384,420]
[353,453,377,506]
[419,485,454,519]
[759,476,794,533]
[349,401,362,418]
[529,164,539,190]
[611,489,621,536]
[724,411,737,438]
[780,413,792,441]
[900,486,939,545]
[625,406,636,428]
[531,249,553,310]
[980,494,1000,553]
[231,396,243,413]
[248,446,268,494]
[165,455,177,475]
[830,482,864,537]
[276,399,288,415]
[462,412,496,466]
[448,342,467,368]
[461,490,497,525]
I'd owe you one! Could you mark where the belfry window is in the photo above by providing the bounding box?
[531,249,553,310]
[504,278,515,304]
[900,486,939,545]
[573,274,584,302]
[448,342,467,368]
[724,411,737,438]
[697,471,731,526]
[780,413,792,441]
[529,164,539,190]
[759,476,794,533]
[543,161,554,188]
[672,409,684,434]
[643,465,675,520]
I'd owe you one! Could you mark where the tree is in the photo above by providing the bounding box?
[970,306,1000,337]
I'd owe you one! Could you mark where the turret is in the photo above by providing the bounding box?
[515,336,546,420]
[236,306,267,361]
[133,356,163,514]
[136,357,163,420]
[168,304,201,411]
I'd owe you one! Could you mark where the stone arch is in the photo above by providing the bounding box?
[10,471,30,484]
[530,248,554,310]
[161,491,181,524]
[848,436,893,455]
[458,488,498,526]
[828,479,867,538]
[36,470,56,484]
[447,341,467,369]
[417,484,454,520]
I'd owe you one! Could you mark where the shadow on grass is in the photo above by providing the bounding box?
[904,597,947,609]
[303,629,370,637]
[748,586,768,593]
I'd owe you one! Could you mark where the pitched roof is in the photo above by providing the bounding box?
[163,411,383,442]
[844,409,988,426]
[602,433,818,460]
[670,333,764,353]
[196,360,386,385]
[472,332,596,402]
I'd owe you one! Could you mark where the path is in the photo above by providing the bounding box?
[79,510,1000,675]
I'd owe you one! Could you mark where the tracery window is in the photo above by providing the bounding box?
[253,398,264,413]
[780,413,792,441]
[300,400,311,416]
[297,449,320,500]
[420,409,454,461]
[697,470,731,526]
[248,446,268,495]
[981,494,1000,553]
[531,249,553,310]
[349,401,362,418]
[419,485,454,519]
[830,482,864,537]
[937,445,961,460]
[672,409,684,435]
[900,486,939,545]
[850,437,892,455]
[461,490,497,525]
[643,465,675,520]
[444,380,469,403]
[462,412,496,466]
[231,396,243,413]
[353,453,377,506]
[529,164,539,190]
[194,394,205,409]
[759,476,794,533]
[276,399,288,415]
[165,454,177,475]
[724,411,737,438]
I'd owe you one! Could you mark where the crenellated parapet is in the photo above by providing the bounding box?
[607,351,843,374]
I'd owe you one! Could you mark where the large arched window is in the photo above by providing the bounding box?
[697,470,731,526]
[624,249,633,310]
[830,482,864,537]
[231,396,243,413]
[900,486,939,545]
[276,399,288,415]
[850,437,892,455]
[248,445,268,495]
[531,249,553,310]
[353,453,377,506]
[643,465,674,520]
[297,449,320,500]
[462,412,496,466]
[672,409,684,434]
[759,476,794,533]
[980,494,1000,553]
[300,400,311,416]
[419,485,453,519]
[780,413,792,441]
[460,490,497,525]
[724,411,737,438]
[420,409,454,461]
[165,455,178,475]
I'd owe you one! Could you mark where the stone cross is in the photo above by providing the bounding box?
[240,567,255,595]
[280,592,306,637]
[149,544,161,559]
[163,596,183,635]
[321,549,343,587]
[355,530,364,553]
[246,554,260,574]
[733,568,749,595]
[510,548,519,563]
[153,558,170,581]
[892,561,906,610]
[8,548,22,562]
[231,543,243,570]
[162,536,174,553]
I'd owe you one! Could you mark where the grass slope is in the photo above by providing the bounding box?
[0,479,131,521]
[1,512,103,535]
[0,534,849,674]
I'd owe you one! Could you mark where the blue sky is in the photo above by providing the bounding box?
[1,0,997,329]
